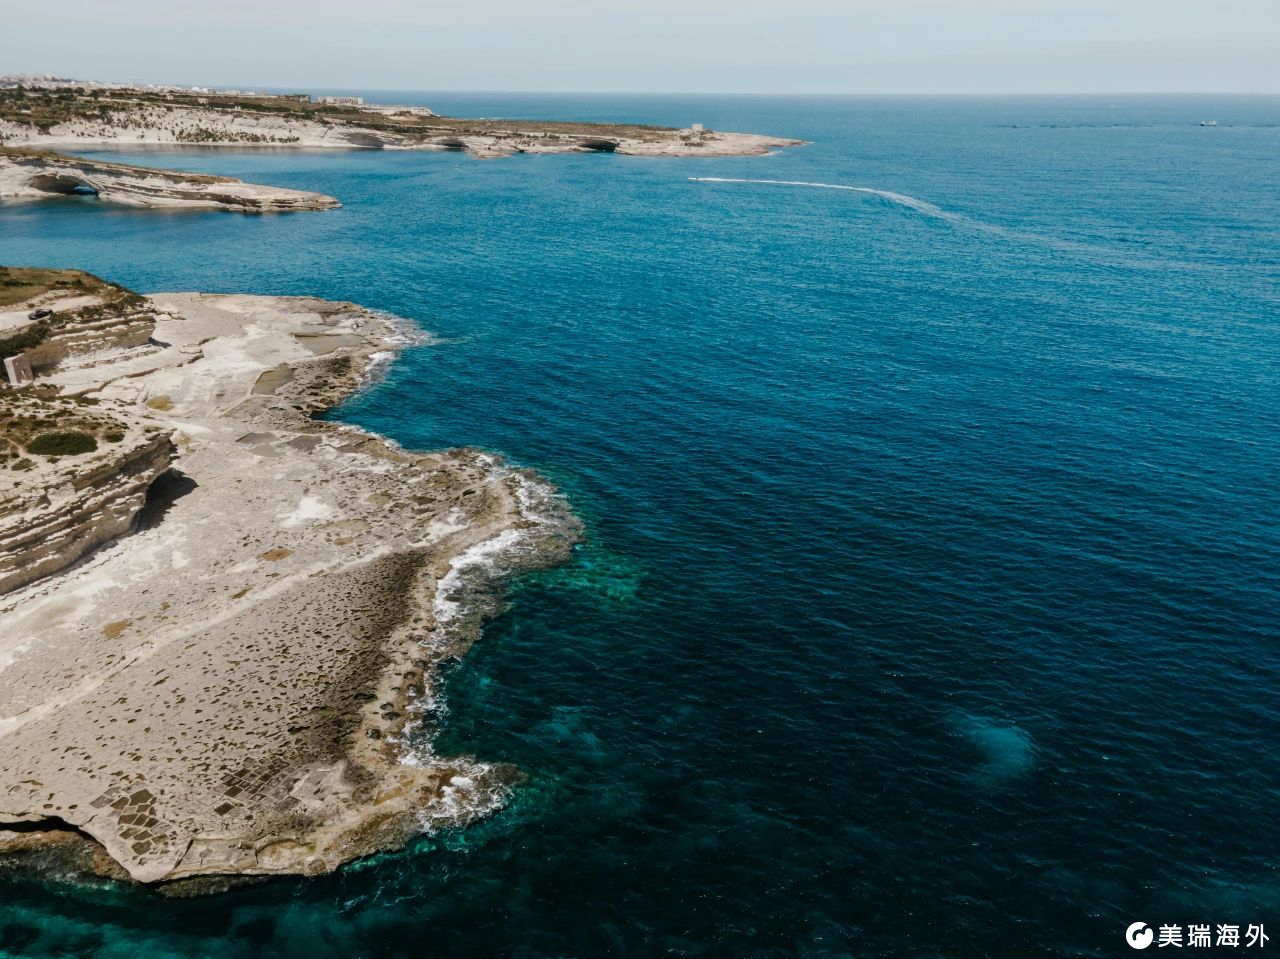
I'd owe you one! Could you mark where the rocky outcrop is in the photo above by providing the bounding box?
[0,148,340,211]
[0,424,174,594]
[0,288,578,890]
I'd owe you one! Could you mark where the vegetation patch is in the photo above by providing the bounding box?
[27,430,99,456]
[1,383,129,467]
[0,270,149,468]
[0,321,51,357]
[0,266,109,308]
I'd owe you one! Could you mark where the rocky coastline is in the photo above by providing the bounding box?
[0,78,799,896]
[0,147,340,212]
[0,273,579,892]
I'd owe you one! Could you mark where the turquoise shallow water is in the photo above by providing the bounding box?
[2,94,1280,957]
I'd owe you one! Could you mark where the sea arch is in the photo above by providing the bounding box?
[25,172,101,198]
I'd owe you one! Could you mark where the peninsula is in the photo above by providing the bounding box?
[0,81,804,159]
[0,147,340,212]
[0,267,578,891]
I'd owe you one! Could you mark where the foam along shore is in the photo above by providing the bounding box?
[0,84,805,160]
[0,281,578,890]
[0,147,340,212]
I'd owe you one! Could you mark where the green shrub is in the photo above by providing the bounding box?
[0,321,50,357]
[27,431,98,456]
[103,430,125,443]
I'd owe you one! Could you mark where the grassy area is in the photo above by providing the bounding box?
[0,267,150,466]
[0,266,110,308]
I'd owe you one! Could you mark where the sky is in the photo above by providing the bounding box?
[3,0,1278,95]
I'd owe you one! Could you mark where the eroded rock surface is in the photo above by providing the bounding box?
[0,290,577,888]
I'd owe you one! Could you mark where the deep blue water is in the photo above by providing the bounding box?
[2,94,1279,958]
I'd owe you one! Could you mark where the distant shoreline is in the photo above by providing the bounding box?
[0,82,806,160]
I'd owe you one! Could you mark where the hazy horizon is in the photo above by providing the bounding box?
[4,0,1278,96]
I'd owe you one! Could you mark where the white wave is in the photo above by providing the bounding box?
[415,767,511,834]
[431,458,569,625]
[369,309,440,349]
[362,349,397,381]
[512,469,564,529]
[688,177,959,221]
[392,626,511,834]
[397,713,509,832]
[394,457,570,834]
[360,311,439,382]
[433,527,526,625]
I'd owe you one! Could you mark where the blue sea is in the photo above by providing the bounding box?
[2,93,1279,958]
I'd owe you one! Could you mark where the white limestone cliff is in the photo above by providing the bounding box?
[0,149,340,212]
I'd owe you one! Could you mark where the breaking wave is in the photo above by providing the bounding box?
[433,527,527,625]
[361,309,440,383]
[433,461,569,627]
[394,458,576,831]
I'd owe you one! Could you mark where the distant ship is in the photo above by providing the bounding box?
[1200,120,1218,127]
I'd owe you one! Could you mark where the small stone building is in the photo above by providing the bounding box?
[2,353,34,388]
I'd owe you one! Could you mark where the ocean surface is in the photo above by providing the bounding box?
[2,94,1279,958]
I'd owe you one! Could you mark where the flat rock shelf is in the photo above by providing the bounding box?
[0,287,579,893]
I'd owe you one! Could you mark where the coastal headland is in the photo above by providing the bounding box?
[0,82,804,159]
[0,268,579,891]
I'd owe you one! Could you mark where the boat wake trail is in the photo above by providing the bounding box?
[688,176,1207,272]
[688,177,960,222]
